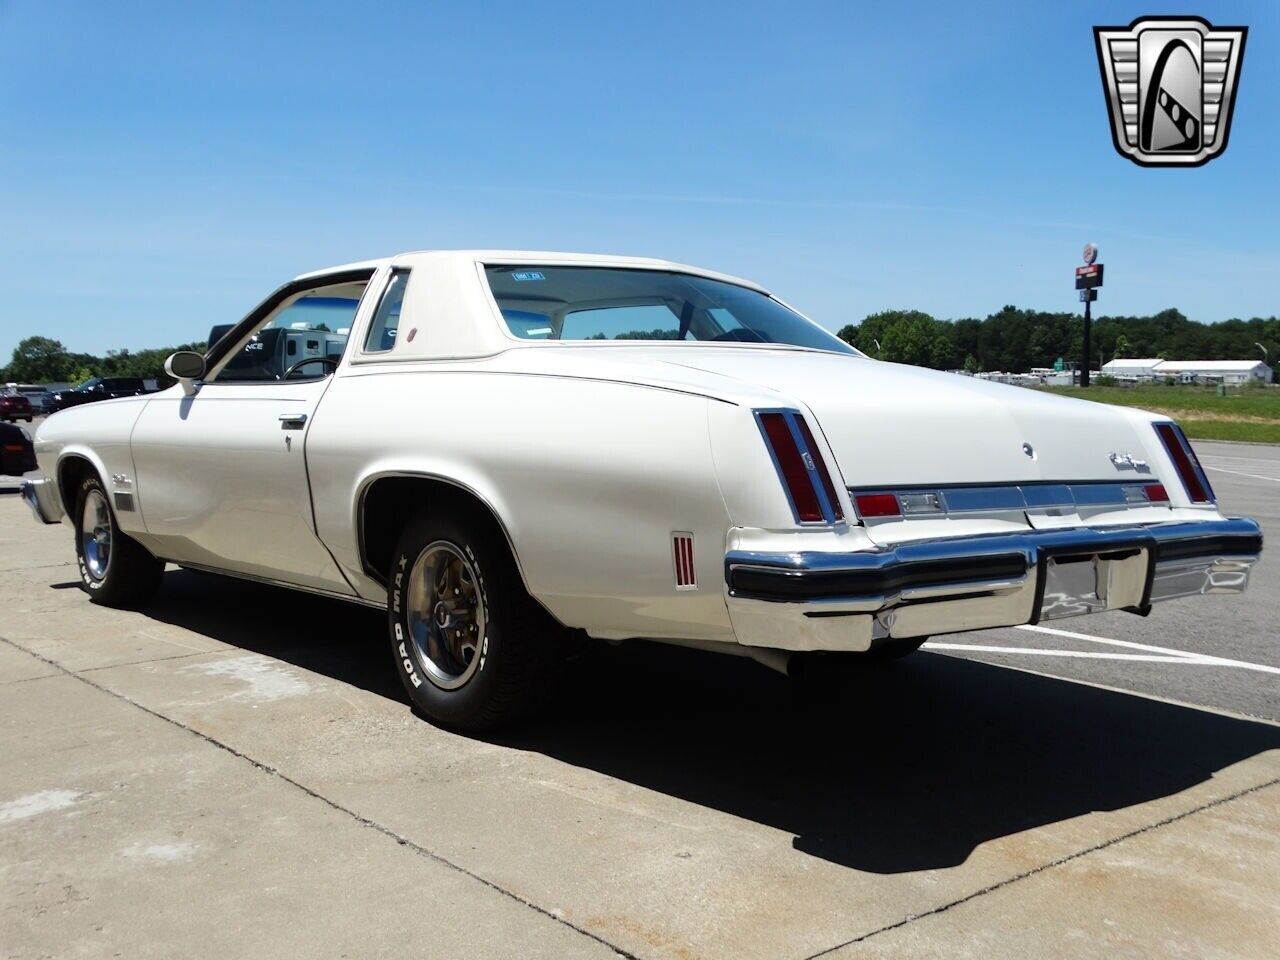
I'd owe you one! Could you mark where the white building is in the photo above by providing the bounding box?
[1100,358,1164,378]
[1152,360,1272,384]
[1101,358,1273,385]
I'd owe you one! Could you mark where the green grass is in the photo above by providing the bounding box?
[1038,385,1280,444]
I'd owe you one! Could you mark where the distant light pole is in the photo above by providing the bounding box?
[1256,342,1269,361]
[872,338,881,358]
[1076,244,1102,388]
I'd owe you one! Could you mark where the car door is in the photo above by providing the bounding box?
[129,269,378,593]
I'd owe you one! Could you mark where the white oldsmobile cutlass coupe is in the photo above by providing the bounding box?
[24,251,1263,729]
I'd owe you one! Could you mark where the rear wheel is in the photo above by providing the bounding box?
[388,507,562,730]
[73,475,163,607]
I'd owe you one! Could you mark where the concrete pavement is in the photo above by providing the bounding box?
[1,442,1278,959]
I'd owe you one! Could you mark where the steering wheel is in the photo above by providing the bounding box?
[281,357,339,380]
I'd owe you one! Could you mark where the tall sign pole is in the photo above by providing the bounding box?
[1076,243,1103,388]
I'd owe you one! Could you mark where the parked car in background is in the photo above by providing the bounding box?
[0,390,35,422]
[47,377,149,412]
[1,421,37,475]
[21,250,1264,731]
[4,383,53,413]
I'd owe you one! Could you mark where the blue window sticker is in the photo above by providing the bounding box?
[511,271,545,282]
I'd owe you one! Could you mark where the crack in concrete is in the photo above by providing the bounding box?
[801,776,1280,959]
[0,634,639,960]
[0,650,212,685]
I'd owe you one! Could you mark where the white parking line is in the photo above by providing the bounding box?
[1201,465,1280,483]
[923,623,1280,676]
[924,644,1198,664]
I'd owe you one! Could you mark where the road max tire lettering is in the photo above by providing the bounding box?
[391,583,422,686]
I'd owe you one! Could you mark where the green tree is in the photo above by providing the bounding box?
[3,336,73,382]
[66,365,97,386]
[850,310,952,367]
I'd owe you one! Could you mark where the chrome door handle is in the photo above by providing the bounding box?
[279,413,308,429]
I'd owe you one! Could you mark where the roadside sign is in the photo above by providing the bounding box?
[1079,289,1098,302]
[1083,243,1098,265]
[1075,263,1104,289]
[1054,357,1065,371]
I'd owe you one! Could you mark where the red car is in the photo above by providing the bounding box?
[0,392,34,422]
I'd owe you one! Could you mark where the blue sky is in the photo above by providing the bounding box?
[1,1,1276,359]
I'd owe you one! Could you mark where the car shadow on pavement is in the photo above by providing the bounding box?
[135,569,1280,875]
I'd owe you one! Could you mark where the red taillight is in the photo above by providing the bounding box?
[1154,423,1213,503]
[758,412,825,522]
[1144,483,1169,503]
[855,493,901,518]
[793,417,843,521]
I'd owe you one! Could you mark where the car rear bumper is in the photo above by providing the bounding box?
[22,476,63,525]
[724,518,1262,652]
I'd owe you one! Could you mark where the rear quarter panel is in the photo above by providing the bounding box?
[306,367,737,641]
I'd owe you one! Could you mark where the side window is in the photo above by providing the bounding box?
[363,269,410,353]
[212,280,367,383]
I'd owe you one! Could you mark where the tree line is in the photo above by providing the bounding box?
[0,336,205,387]
[4,306,1278,385]
[836,307,1279,374]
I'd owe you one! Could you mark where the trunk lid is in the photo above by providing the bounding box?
[645,349,1150,488]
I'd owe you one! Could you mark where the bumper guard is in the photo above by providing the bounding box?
[21,476,64,525]
[724,518,1262,652]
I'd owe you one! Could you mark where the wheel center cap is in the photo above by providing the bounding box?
[433,601,451,629]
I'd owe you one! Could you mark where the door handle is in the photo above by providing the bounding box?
[279,413,308,429]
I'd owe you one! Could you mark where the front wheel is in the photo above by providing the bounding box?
[388,507,562,730]
[73,475,163,607]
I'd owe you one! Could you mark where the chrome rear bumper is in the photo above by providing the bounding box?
[724,518,1262,652]
[21,476,63,525]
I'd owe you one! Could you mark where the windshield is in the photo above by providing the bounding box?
[485,266,854,353]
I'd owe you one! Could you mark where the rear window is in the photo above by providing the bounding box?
[484,266,853,353]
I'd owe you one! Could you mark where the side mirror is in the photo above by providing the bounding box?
[165,351,206,396]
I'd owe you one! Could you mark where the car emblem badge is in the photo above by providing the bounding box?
[1110,452,1150,472]
[1094,16,1247,167]
[1022,443,1035,459]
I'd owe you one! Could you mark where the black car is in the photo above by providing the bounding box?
[48,377,149,412]
[0,421,37,475]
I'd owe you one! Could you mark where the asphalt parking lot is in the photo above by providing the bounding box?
[2,436,1277,959]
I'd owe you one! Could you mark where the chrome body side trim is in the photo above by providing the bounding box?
[175,560,386,609]
[352,470,534,594]
[21,476,64,525]
[723,518,1261,652]
[848,479,1167,520]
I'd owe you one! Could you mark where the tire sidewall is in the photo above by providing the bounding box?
[74,476,112,595]
[388,522,502,725]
